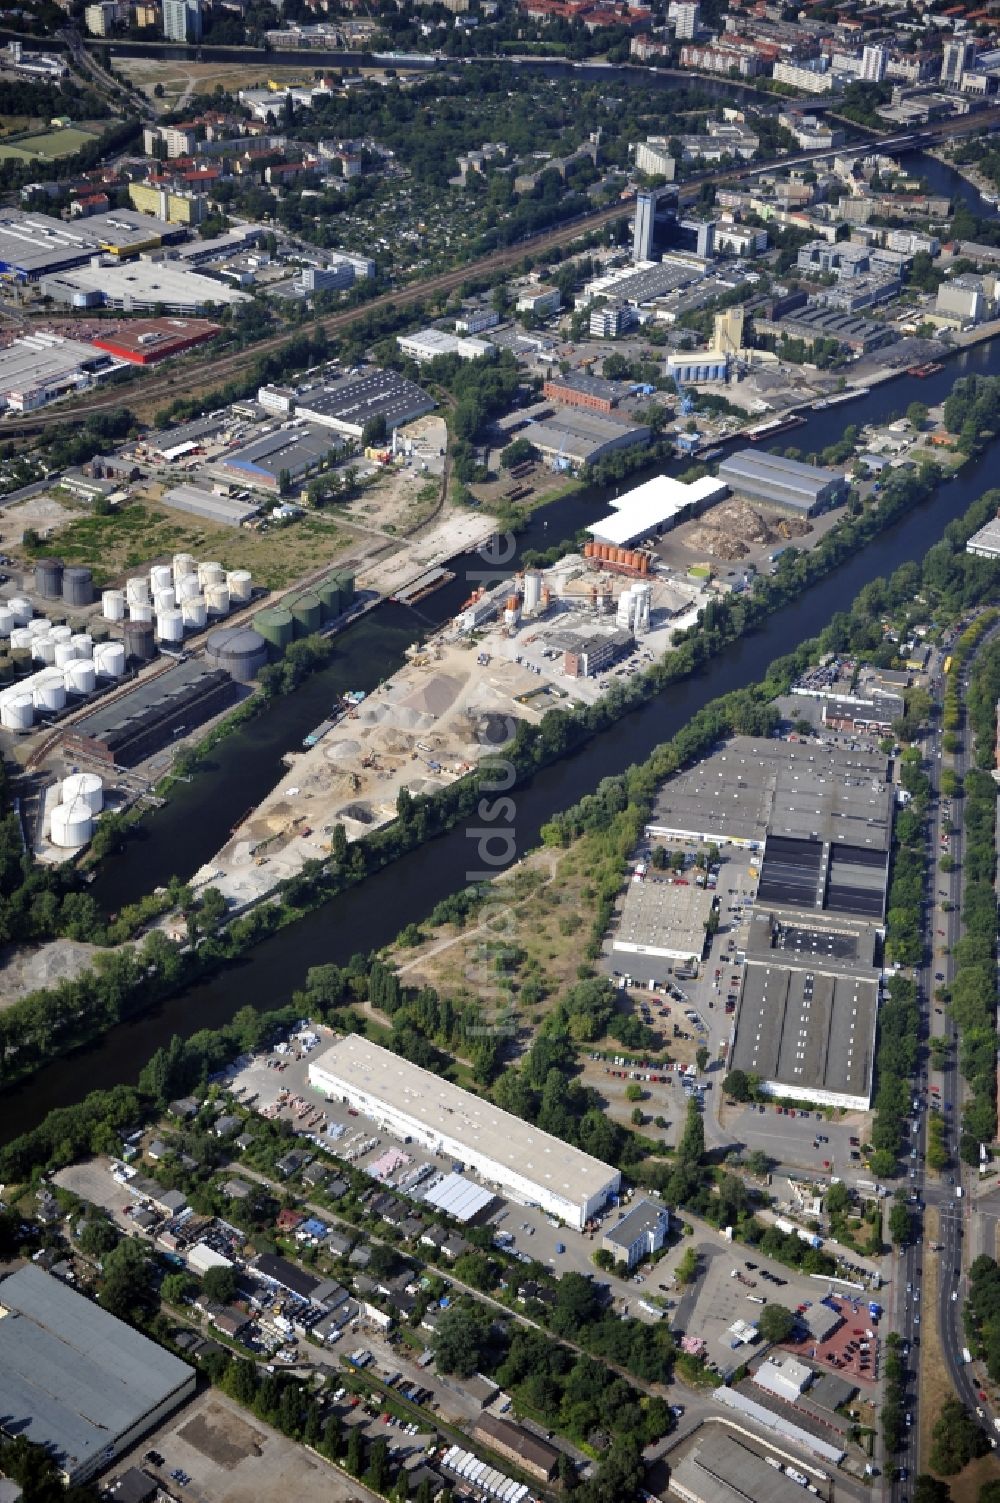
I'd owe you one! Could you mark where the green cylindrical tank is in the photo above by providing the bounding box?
[318,578,341,619]
[255,606,294,654]
[9,648,31,673]
[90,622,111,643]
[335,571,355,607]
[0,656,14,685]
[289,592,322,637]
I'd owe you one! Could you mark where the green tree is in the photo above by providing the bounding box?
[930,1398,990,1474]
[434,1302,493,1378]
[201,1264,238,1305]
[723,1069,751,1102]
[78,1216,119,1257]
[758,1303,795,1342]
[99,1236,154,1321]
[746,1149,771,1178]
[675,1246,699,1285]
[346,1426,365,1477]
[914,1478,951,1503]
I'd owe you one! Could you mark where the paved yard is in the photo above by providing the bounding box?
[114,1390,379,1503]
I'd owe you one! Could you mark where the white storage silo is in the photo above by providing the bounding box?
[71,634,93,658]
[9,627,31,650]
[62,771,104,814]
[102,589,126,621]
[632,580,652,634]
[226,570,252,604]
[32,670,66,713]
[27,617,51,637]
[150,564,173,593]
[181,595,207,631]
[177,574,201,602]
[126,576,150,607]
[156,609,184,644]
[50,797,93,848]
[198,561,224,589]
[50,624,72,643]
[94,641,126,678]
[172,552,196,583]
[31,637,56,665]
[523,570,542,614]
[65,659,96,695]
[153,588,177,614]
[0,691,33,730]
[0,607,14,638]
[129,601,154,623]
[54,641,78,668]
[8,597,32,625]
[205,584,230,616]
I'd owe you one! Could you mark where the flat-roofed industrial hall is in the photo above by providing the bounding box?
[0,1264,195,1485]
[309,1034,620,1229]
[645,735,893,1110]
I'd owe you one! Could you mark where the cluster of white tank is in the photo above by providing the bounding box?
[103,554,252,643]
[49,771,104,849]
[0,603,125,732]
[616,581,652,636]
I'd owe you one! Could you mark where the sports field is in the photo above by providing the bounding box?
[0,126,101,161]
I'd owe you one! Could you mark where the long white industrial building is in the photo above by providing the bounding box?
[308,1035,620,1229]
[586,472,727,548]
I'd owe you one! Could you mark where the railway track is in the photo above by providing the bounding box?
[5,101,999,440]
[0,201,634,438]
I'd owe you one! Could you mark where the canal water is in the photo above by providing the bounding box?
[5,152,998,1137]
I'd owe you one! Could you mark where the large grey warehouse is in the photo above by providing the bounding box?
[716,449,847,516]
[0,1264,195,1485]
[525,409,650,467]
[308,1035,620,1229]
[646,736,892,1110]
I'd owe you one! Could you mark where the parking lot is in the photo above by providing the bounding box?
[725,1102,866,1180]
[660,1235,849,1372]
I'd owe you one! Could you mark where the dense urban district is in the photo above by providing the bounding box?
[7,3,1000,1503]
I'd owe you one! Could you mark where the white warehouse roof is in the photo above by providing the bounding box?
[586,472,728,547]
[309,1035,620,1227]
[421,1172,495,1222]
[752,1354,813,1403]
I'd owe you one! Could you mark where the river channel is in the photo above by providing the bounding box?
[3,152,997,1139]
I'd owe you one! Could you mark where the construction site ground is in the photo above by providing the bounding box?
[115,58,320,112]
[353,507,495,598]
[0,935,102,1007]
[191,541,703,905]
[195,627,554,906]
[342,415,448,536]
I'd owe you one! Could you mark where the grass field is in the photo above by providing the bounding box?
[0,125,102,162]
[19,497,362,589]
[383,843,591,1032]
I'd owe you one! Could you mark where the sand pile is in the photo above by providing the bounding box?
[402,672,463,718]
